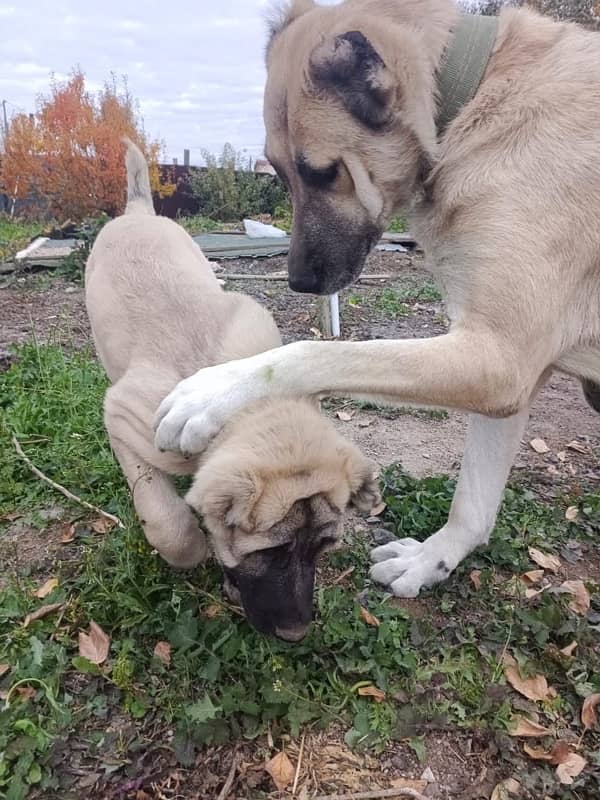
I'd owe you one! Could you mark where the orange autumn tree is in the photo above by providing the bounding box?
[0,69,175,221]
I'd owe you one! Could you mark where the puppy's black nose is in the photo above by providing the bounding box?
[288,274,322,294]
[275,624,311,642]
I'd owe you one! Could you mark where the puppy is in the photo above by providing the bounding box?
[85,139,380,641]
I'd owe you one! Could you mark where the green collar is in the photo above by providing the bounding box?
[436,14,499,136]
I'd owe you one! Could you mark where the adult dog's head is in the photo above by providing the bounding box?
[264,0,453,294]
[186,399,380,641]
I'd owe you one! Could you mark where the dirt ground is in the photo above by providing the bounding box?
[1,251,598,800]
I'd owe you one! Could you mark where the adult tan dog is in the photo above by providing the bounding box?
[154,1,600,598]
[85,140,380,641]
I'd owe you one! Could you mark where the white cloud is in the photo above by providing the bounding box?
[0,0,274,162]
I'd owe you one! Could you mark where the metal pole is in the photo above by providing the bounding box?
[1,100,9,139]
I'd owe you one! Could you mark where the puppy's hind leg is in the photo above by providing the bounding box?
[371,407,531,597]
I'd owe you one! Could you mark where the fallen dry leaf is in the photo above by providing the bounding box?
[556,752,586,785]
[60,522,76,544]
[391,778,427,792]
[503,654,557,702]
[565,506,579,522]
[470,569,482,590]
[358,419,374,428]
[90,517,116,534]
[358,685,386,703]
[153,641,171,666]
[559,580,590,615]
[530,438,550,454]
[265,751,295,792]
[24,602,64,627]
[528,547,561,574]
[16,686,36,701]
[371,501,387,516]
[359,607,380,627]
[491,778,521,800]
[309,327,323,339]
[509,716,552,737]
[524,744,556,762]
[560,641,578,657]
[34,578,59,599]
[521,569,545,585]
[581,693,600,730]
[78,621,110,665]
[566,440,589,454]
[336,410,354,422]
[0,664,10,678]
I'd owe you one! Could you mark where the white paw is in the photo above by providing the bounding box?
[369,536,454,598]
[154,360,259,454]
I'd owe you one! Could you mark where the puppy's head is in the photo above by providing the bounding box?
[186,399,380,641]
[264,0,444,294]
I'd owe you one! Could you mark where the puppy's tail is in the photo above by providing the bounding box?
[123,137,155,215]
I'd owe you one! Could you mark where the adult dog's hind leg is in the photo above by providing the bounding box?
[370,407,530,597]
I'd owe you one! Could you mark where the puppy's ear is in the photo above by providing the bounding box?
[310,31,394,129]
[186,466,263,532]
[345,451,382,512]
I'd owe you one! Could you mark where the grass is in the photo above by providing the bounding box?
[324,397,449,421]
[0,217,45,264]
[387,216,408,234]
[348,281,443,321]
[175,214,220,235]
[0,344,599,798]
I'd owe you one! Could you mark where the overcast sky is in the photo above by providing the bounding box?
[0,0,342,165]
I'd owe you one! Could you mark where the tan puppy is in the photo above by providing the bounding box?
[154,1,600,600]
[85,140,380,641]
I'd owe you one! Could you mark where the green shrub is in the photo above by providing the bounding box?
[58,213,109,282]
[188,144,289,222]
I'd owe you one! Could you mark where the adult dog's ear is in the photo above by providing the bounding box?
[267,0,315,55]
[186,465,263,532]
[310,31,394,130]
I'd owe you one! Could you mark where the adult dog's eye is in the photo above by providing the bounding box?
[296,156,339,189]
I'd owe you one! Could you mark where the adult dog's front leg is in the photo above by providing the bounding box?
[155,331,530,453]
[370,409,530,597]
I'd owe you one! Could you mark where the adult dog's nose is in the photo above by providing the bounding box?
[288,273,322,294]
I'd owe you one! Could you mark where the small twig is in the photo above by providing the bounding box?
[12,435,124,529]
[292,733,306,797]
[219,273,392,282]
[216,747,239,800]
[333,566,356,585]
[313,790,428,800]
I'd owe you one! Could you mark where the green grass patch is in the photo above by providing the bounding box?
[175,215,220,235]
[0,217,45,264]
[324,398,449,422]
[348,281,443,320]
[0,344,599,797]
[387,216,408,234]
